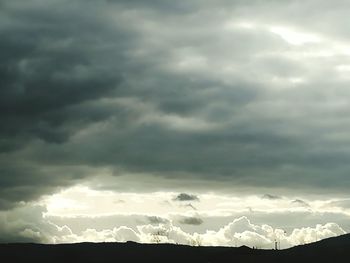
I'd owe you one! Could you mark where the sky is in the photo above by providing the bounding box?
[0,0,350,249]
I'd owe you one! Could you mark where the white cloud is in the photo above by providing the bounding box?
[131,217,346,249]
[288,223,346,246]
[74,227,140,243]
[40,186,350,239]
[1,203,346,249]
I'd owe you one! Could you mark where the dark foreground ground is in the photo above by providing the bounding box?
[1,234,350,263]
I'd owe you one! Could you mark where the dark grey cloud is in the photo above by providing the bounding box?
[262,194,282,200]
[147,216,170,225]
[0,205,55,243]
[0,1,126,149]
[0,0,133,208]
[1,0,350,211]
[173,193,199,202]
[178,216,203,226]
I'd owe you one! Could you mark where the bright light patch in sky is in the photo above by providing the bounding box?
[26,185,350,247]
[269,26,321,45]
[225,21,258,30]
[42,185,350,218]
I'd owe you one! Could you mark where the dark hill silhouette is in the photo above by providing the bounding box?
[0,234,349,262]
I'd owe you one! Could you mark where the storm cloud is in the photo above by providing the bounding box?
[1,0,350,214]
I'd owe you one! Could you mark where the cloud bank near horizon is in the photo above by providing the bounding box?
[1,188,349,247]
[0,205,345,249]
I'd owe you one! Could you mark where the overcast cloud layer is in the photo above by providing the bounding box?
[1,0,350,244]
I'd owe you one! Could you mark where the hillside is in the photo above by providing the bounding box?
[0,234,349,262]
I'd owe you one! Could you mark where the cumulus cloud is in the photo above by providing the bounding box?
[288,223,346,246]
[119,217,345,248]
[0,203,346,249]
[77,227,140,243]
